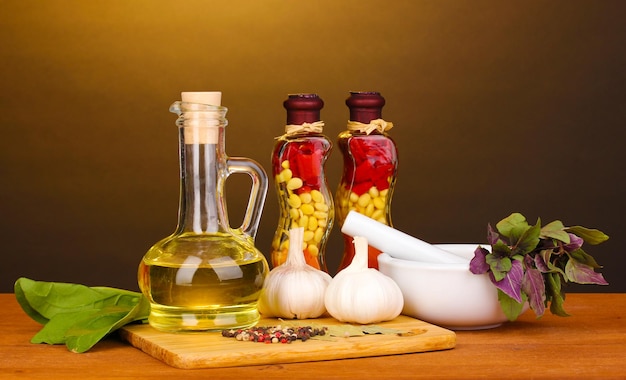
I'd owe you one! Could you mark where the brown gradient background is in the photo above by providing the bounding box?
[1,1,624,293]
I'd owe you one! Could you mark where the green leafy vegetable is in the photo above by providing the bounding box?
[470,213,608,321]
[14,277,150,353]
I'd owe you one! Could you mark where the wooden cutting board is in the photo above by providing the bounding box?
[119,315,456,369]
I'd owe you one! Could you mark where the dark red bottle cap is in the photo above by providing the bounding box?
[346,91,385,123]
[284,94,324,125]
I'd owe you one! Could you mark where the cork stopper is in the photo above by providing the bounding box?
[179,91,224,144]
[181,91,222,106]
[346,91,385,123]
[284,94,324,125]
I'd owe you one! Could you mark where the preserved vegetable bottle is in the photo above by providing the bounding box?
[336,91,398,270]
[138,91,269,332]
[270,94,334,271]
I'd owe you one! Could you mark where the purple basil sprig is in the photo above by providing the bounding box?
[470,213,609,321]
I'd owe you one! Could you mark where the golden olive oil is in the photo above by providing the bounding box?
[139,233,268,332]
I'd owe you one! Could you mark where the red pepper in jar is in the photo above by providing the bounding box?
[293,141,324,189]
[335,92,398,270]
[350,139,395,194]
[270,94,334,271]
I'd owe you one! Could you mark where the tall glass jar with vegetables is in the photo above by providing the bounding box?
[335,91,398,270]
[270,94,334,272]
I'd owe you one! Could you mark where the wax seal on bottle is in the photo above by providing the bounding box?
[335,91,399,270]
[138,91,269,332]
[270,94,334,271]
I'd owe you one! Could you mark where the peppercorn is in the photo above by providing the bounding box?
[221,325,328,343]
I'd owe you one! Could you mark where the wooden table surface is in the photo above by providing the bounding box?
[1,293,625,379]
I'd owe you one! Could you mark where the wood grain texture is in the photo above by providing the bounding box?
[119,315,456,369]
[3,293,625,379]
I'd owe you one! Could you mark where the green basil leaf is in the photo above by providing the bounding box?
[486,255,511,281]
[31,309,103,345]
[568,248,602,269]
[540,220,570,243]
[495,213,528,239]
[565,226,609,245]
[547,273,569,317]
[497,289,526,321]
[65,299,149,353]
[15,278,130,321]
[492,240,512,257]
[14,277,150,353]
[14,278,49,324]
[512,219,541,255]
[564,259,609,285]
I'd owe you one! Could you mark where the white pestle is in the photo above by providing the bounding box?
[341,211,469,264]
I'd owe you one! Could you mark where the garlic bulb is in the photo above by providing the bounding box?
[257,227,332,319]
[324,236,403,324]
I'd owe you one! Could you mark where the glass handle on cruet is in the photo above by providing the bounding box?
[222,157,268,239]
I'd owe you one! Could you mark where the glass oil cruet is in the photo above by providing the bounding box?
[138,91,269,332]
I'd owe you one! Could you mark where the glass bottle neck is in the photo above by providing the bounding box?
[171,101,229,235]
[177,130,226,234]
